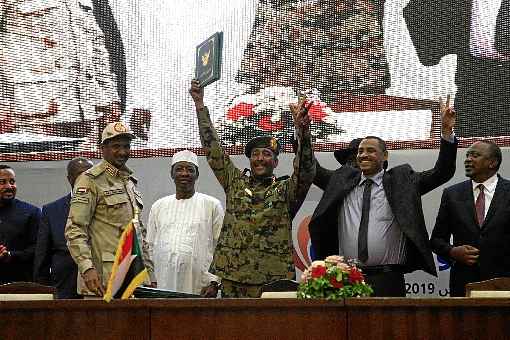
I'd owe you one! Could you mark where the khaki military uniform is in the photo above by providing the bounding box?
[65,160,153,295]
[196,107,315,297]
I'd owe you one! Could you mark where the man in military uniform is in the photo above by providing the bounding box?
[189,80,315,298]
[65,122,154,297]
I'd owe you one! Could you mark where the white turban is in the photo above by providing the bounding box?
[171,150,199,168]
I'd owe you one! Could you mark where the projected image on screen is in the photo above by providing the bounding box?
[0,0,508,160]
[0,0,123,154]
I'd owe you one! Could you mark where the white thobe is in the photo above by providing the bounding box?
[147,192,224,295]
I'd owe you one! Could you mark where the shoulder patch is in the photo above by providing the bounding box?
[71,196,89,204]
[75,187,89,194]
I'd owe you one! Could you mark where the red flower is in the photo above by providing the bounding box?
[311,265,327,279]
[348,267,364,284]
[226,103,255,121]
[329,276,344,289]
[307,102,328,122]
[257,115,283,131]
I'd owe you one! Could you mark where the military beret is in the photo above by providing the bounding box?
[244,136,281,158]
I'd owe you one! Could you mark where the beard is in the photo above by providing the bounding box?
[0,191,15,204]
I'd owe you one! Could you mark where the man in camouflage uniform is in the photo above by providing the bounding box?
[189,80,315,297]
[65,122,154,297]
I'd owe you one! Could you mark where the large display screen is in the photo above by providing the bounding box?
[0,0,508,161]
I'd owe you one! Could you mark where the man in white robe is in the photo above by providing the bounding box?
[147,150,224,296]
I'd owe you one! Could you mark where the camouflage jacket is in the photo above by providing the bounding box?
[65,160,154,295]
[196,107,315,284]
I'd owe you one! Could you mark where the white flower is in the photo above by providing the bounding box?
[325,255,344,264]
[311,260,326,268]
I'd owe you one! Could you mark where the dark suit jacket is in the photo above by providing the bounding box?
[34,194,81,299]
[430,177,510,296]
[309,138,457,277]
[0,199,41,284]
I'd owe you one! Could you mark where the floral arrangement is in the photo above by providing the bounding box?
[297,256,373,300]
[215,86,344,147]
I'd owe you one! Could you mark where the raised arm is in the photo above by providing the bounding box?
[418,95,457,195]
[189,80,240,189]
[313,159,335,191]
[287,97,316,217]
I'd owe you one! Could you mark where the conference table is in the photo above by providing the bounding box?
[1,298,509,339]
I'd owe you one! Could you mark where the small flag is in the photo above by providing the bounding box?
[104,222,148,302]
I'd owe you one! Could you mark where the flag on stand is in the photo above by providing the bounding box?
[104,222,148,302]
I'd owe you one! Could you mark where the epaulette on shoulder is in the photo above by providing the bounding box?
[85,163,106,178]
[276,175,290,181]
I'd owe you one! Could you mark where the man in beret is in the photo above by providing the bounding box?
[189,79,315,297]
[65,122,155,297]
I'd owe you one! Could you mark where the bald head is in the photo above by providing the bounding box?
[67,158,93,188]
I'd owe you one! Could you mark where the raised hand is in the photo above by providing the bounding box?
[289,95,312,132]
[189,79,205,110]
[439,94,456,138]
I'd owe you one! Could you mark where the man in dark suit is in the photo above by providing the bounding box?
[0,165,41,284]
[34,158,93,299]
[430,140,509,297]
[404,0,510,137]
[308,98,457,296]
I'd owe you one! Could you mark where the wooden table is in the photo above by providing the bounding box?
[1,298,509,340]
